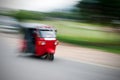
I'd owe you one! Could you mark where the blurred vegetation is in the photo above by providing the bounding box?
[0,9,45,21]
[13,10,45,21]
[45,12,80,20]
[0,9,80,21]
[76,0,120,27]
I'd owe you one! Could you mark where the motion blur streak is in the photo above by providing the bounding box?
[0,0,120,80]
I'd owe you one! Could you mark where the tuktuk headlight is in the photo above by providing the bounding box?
[54,41,59,45]
[41,41,46,45]
[38,41,46,45]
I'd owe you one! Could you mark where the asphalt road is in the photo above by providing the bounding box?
[0,33,120,80]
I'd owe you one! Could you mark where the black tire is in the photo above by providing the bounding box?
[48,54,54,61]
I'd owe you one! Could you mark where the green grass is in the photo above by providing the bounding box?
[25,20,120,54]
[58,36,120,54]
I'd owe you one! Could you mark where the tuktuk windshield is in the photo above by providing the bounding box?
[39,29,56,38]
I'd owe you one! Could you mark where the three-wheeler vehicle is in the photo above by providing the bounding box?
[20,23,58,60]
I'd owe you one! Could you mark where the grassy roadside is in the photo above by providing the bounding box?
[58,36,120,54]
[25,20,120,54]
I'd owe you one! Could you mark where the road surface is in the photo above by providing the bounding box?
[0,33,120,80]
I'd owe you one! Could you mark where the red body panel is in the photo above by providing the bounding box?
[35,37,57,56]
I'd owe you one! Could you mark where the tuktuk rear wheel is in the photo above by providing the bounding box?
[48,54,54,61]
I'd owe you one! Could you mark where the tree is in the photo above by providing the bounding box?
[76,0,120,24]
[14,10,44,21]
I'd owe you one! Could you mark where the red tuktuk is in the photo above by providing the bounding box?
[20,23,58,60]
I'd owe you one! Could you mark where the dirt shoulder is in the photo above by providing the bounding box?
[56,42,120,68]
